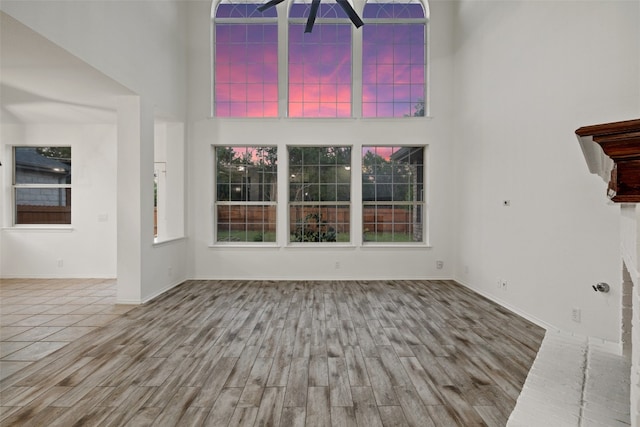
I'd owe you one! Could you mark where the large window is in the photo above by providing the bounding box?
[362,0,426,117]
[214,1,278,117]
[13,147,72,225]
[362,146,424,242]
[289,146,351,242]
[289,1,352,117]
[212,0,428,118]
[215,146,277,242]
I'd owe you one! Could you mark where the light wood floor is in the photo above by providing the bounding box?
[0,279,544,427]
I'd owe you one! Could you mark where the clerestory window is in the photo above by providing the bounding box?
[214,1,279,117]
[288,0,353,117]
[212,0,429,118]
[362,0,427,117]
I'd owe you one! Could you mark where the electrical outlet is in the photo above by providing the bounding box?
[436,260,444,270]
[57,259,64,268]
[335,261,340,270]
[572,308,581,323]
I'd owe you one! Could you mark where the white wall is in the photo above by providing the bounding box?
[154,121,186,242]
[0,2,190,302]
[116,96,189,304]
[1,123,117,278]
[452,0,640,342]
[0,0,188,119]
[186,1,457,280]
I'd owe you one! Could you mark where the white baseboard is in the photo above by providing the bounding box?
[141,279,185,304]
[115,279,185,305]
[1,274,115,279]
[115,299,142,305]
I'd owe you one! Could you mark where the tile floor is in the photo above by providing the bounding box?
[0,278,133,381]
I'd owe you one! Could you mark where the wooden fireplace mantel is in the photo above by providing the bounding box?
[576,118,640,203]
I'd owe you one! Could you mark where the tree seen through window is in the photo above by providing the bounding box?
[215,146,278,242]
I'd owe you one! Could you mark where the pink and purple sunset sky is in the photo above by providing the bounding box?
[215,2,425,117]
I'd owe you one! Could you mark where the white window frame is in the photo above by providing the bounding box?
[287,145,352,244]
[213,145,279,245]
[212,0,280,118]
[12,146,72,227]
[210,0,430,118]
[361,0,429,117]
[361,145,426,245]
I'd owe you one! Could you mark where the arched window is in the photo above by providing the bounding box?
[362,0,427,117]
[288,0,352,117]
[214,1,278,117]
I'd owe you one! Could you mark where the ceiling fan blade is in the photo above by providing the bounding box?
[305,0,321,33]
[336,0,364,28]
[257,0,285,12]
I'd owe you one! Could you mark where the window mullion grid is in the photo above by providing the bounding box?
[214,17,276,24]
[288,18,353,24]
[362,200,424,242]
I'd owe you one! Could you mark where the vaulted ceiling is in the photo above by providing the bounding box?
[0,12,132,124]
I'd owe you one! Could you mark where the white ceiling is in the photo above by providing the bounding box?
[0,12,133,124]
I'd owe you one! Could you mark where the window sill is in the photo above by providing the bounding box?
[3,226,74,232]
[209,116,434,121]
[208,243,280,249]
[361,243,432,249]
[285,243,356,249]
[153,236,187,247]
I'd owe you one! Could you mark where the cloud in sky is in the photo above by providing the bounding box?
[288,23,352,117]
[216,23,279,117]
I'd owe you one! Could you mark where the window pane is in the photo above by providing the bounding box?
[288,147,351,202]
[289,146,351,243]
[15,188,71,224]
[290,2,349,19]
[215,20,278,117]
[362,204,421,242]
[14,147,71,185]
[216,2,277,18]
[217,205,276,242]
[362,146,423,202]
[363,2,425,19]
[14,146,72,226]
[362,3,426,118]
[289,205,350,242]
[215,146,277,243]
[216,146,278,201]
[362,146,424,243]
[288,21,352,118]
